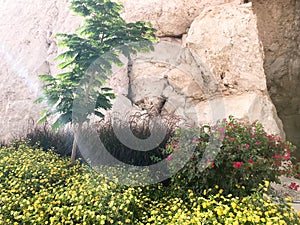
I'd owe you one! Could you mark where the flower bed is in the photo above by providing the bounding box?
[0,142,299,224]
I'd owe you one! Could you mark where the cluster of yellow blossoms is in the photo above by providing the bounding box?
[0,143,299,224]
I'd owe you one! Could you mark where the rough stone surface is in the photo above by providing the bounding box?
[115,39,284,136]
[119,0,242,37]
[253,0,300,159]
[0,0,82,140]
[186,3,266,96]
[0,0,298,145]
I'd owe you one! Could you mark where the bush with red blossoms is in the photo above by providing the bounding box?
[162,116,296,196]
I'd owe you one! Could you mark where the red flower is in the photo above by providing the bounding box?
[283,151,291,160]
[248,159,255,165]
[272,154,282,159]
[233,162,243,169]
[211,162,215,168]
[289,182,299,191]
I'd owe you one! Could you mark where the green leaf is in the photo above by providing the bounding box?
[37,113,48,124]
[39,74,55,82]
[51,119,62,131]
[34,97,44,104]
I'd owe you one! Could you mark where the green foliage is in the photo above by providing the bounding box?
[36,0,157,128]
[163,116,296,196]
[0,143,299,224]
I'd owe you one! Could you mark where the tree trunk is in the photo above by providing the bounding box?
[71,122,83,163]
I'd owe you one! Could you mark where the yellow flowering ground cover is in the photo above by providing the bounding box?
[0,143,299,224]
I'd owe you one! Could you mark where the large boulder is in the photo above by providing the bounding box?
[119,0,241,37]
[252,0,300,159]
[185,3,284,135]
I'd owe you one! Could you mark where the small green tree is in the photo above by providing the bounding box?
[36,0,157,162]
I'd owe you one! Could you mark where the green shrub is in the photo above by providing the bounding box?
[163,116,296,196]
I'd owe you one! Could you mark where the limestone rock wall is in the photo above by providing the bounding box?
[0,0,82,140]
[119,0,242,37]
[253,0,300,158]
[109,3,284,137]
[0,0,297,145]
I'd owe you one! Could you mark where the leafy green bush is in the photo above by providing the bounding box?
[0,143,299,224]
[164,116,296,196]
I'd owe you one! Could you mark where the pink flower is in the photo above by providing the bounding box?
[166,155,172,161]
[255,142,261,145]
[233,162,243,169]
[245,144,250,149]
[219,127,225,133]
[230,138,234,143]
[284,153,291,160]
[283,151,291,160]
[190,154,195,159]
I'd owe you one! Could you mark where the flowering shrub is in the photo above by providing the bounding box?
[0,142,299,224]
[164,116,296,196]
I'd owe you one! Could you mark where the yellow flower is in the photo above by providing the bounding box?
[231,202,237,209]
[264,180,270,188]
